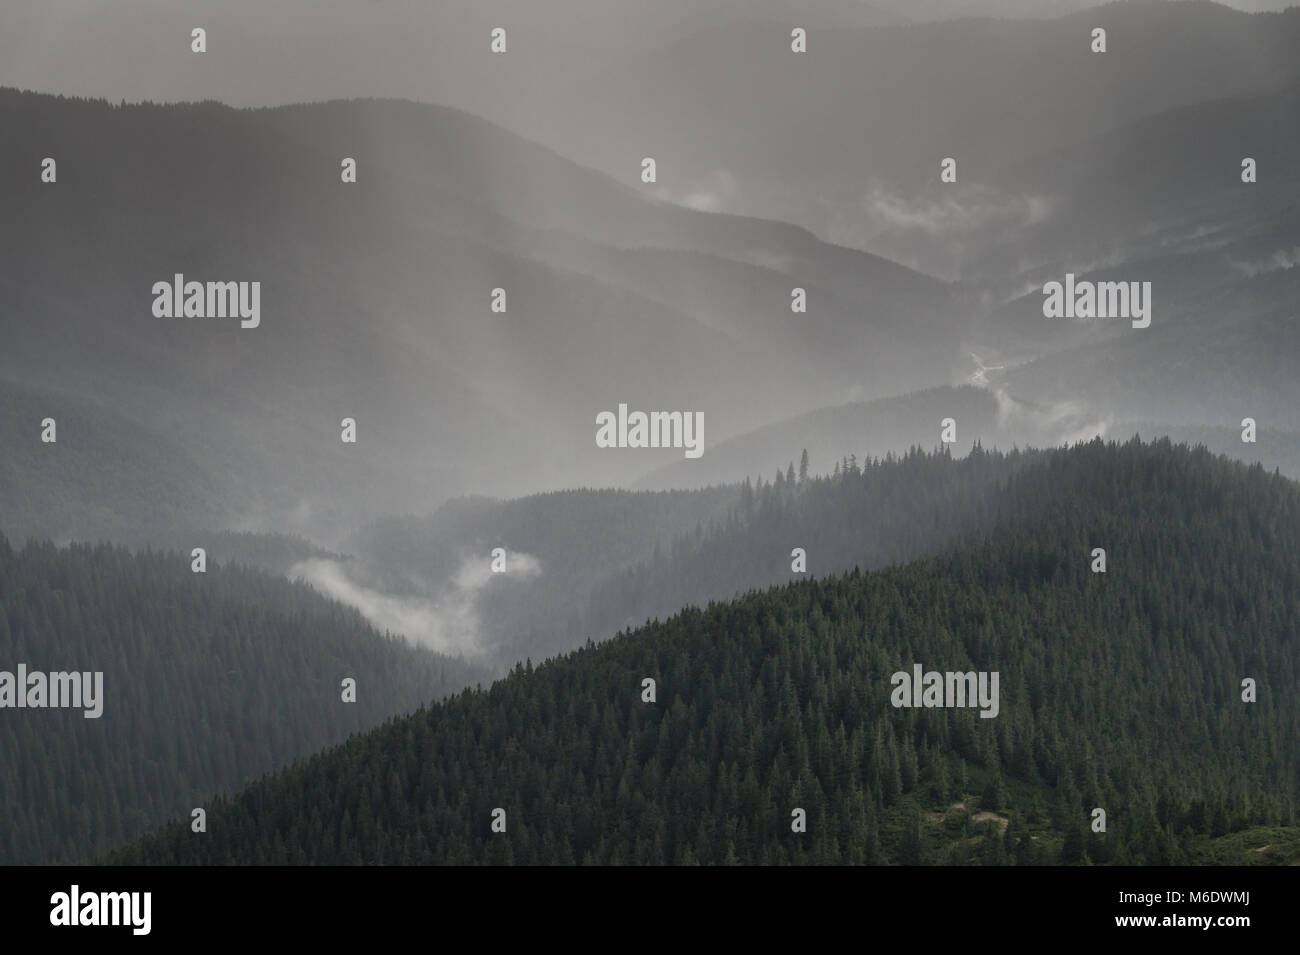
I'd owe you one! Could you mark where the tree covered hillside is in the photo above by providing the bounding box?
[112,439,1299,864]
[0,539,489,864]
[348,442,1049,669]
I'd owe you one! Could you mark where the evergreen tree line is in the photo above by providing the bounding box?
[359,443,1044,670]
[0,539,489,864]
[111,439,1300,864]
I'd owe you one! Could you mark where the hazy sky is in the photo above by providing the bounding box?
[4,0,1297,539]
[1,1,1294,115]
[4,0,1296,278]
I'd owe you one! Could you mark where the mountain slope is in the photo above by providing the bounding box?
[342,408,1300,673]
[0,378,240,544]
[0,536,489,864]
[111,439,1300,864]
[339,442,1040,667]
[504,2,1300,273]
[971,78,1300,285]
[0,90,955,542]
[639,385,1104,489]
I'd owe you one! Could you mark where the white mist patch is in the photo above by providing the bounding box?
[454,551,542,590]
[967,352,1007,387]
[854,182,1052,237]
[1057,418,1111,446]
[825,182,1054,278]
[657,168,740,213]
[290,552,542,658]
[991,387,1111,447]
[1230,247,1300,277]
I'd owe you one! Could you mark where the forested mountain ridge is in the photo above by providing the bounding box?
[342,426,1300,670]
[340,440,1043,667]
[0,377,240,545]
[639,385,1016,490]
[0,537,489,864]
[641,382,1300,492]
[586,442,1035,645]
[111,439,1300,864]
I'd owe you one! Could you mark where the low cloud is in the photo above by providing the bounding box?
[859,186,1050,237]
[992,386,1111,447]
[824,182,1054,279]
[290,550,542,658]
[1230,247,1300,277]
[657,168,741,213]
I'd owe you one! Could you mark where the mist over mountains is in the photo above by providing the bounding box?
[4,1,1296,547]
[0,535,487,864]
[1,0,1298,871]
[0,89,965,543]
[7,1,1299,277]
[110,441,1300,866]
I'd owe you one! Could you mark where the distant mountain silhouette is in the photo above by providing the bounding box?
[0,90,954,543]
